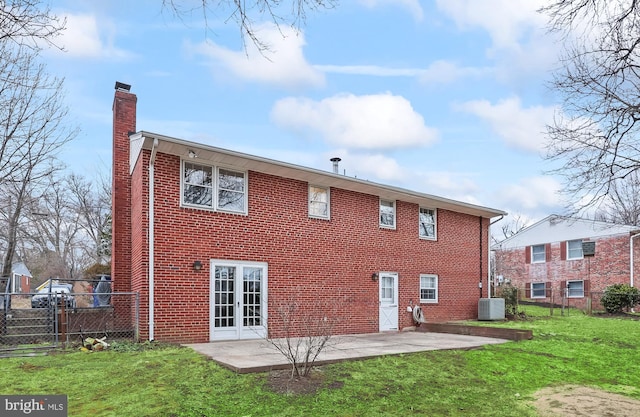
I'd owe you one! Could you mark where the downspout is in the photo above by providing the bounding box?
[630,232,640,288]
[148,138,159,340]
[489,215,505,298]
[479,217,483,298]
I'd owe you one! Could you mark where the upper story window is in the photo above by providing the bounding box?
[420,274,438,303]
[379,199,396,229]
[567,280,584,298]
[567,239,583,260]
[182,161,247,214]
[531,244,546,263]
[419,208,436,240]
[308,185,330,219]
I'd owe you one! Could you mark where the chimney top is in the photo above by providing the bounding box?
[330,157,341,174]
[115,81,131,92]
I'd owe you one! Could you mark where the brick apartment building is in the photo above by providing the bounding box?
[112,82,506,343]
[492,215,640,308]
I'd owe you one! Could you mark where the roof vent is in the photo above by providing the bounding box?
[330,157,341,174]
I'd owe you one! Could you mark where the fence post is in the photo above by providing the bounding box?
[587,292,592,315]
[134,292,140,342]
[550,287,553,317]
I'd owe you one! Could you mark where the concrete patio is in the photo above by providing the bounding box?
[185,331,510,373]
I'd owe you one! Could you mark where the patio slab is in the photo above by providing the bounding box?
[185,331,509,373]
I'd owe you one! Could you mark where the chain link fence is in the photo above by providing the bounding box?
[493,286,606,317]
[0,290,139,353]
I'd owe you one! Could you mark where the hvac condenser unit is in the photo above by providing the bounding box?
[478,298,505,321]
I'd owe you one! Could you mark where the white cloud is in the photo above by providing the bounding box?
[54,13,131,59]
[498,176,562,211]
[435,0,558,75]
[456,97,556,153]
[191,23,324,89]
[419,60,493,84]
[314,65,423,77]
[358,0,424,21]
[271,93,439,150]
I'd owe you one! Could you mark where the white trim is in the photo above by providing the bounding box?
[379,199,396,229]
[531,244,546,263]
[566,280,585,298]
[148,138,158,341]
[566,239,584,260]
[418,207,437,240]
[419,274,438,303]
[209,259,268,341]
[531,282,546,299]
[308,184,330,220]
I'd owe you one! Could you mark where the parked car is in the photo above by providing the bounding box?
[31,284,76,309]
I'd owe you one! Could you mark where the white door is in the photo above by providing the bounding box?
[379,272,398,331]
[210,260,268,341]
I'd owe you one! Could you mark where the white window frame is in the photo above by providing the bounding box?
[379,199,396,229]
[181,160,247,215]
[531,282,546,299]
[567,280,584,298]
[308,185,330,220]
[567,239,583,260]
[419,207,437,240]
[419,274,438,303]
[531,244,546,263]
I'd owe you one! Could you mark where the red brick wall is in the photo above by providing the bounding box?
[495,234,640,308]
[126,152,491,343]
[114,89,494,344]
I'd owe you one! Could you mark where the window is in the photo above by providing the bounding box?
[380,199,396,229]
[420,274,438,303]
[182,161,246,214]
[419,208,436,239]
[531,244,546,263]
[531,282,546,298]
[308,186,330,219]
[567,280,584,298]
[567,239,583,260]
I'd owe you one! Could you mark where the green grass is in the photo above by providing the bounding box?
[1,308,639,416]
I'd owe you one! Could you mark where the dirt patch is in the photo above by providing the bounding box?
[266,368,343,395]
[533,385,640,417]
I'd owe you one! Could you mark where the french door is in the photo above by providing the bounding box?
[210,260,268,341]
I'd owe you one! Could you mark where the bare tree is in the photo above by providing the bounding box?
[542,1,640,214]
[162,0,336,50]
[594,172,640,225]
[0,44,77,277]
[0,0,65,49]
[491,214,529,245]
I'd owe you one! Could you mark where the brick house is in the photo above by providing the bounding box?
[492,215,640,308]
[112,82,506,343]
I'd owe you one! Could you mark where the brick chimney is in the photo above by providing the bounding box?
[111,82,136,293]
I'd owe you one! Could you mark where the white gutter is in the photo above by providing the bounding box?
[630,232,640,288]
[148,138,159,340]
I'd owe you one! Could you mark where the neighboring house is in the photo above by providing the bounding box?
[0,261,32,294]
[111,82,506,343]
[492,215,640,308]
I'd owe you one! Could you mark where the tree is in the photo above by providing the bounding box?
[162,0,336,50]
[595,172,640,225]
[0,0,64,49]
[0,47,76,278]
[542,1,640,214]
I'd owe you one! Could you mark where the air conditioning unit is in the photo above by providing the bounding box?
[478,298,505,321]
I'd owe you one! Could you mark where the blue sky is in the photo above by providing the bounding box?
[44,0,567,226]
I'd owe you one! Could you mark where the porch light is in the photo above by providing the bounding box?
[188,150,197,159]
[371,272,379,282]
[192,260,203,271]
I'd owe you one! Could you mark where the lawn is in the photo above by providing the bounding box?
[1,307,639,416]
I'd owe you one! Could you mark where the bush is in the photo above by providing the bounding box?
[601,284,640,313]
[496,284,519,316]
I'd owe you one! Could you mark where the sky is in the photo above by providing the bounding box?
[42,0,570,230]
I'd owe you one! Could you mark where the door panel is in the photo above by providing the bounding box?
[379,272,398,331]
[210,261,267,341]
